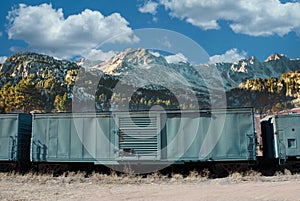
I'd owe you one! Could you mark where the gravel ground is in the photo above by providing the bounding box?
[1,171,300,201]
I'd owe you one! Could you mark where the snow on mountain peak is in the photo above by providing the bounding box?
[82,48,300,94]
[76,58,103,68]
[94,48,168,75]
[229,56,259,73]
[248,56,259,64]
[264,53,288,62]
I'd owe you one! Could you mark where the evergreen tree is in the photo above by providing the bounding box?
[14,78,42,113]
[54,92,71,112]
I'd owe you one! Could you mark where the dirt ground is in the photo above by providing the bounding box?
[1,171,300,201]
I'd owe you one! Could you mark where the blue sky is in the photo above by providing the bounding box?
[0,0,300,64]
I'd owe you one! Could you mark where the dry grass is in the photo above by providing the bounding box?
[0,169,212,186]
[228,169,300,183]
[0,168,300,186]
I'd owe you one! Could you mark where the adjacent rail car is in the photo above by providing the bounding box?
[30,108,256,171]
[0,114,32,170]
[261,114,300,171]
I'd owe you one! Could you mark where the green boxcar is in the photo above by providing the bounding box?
[31,108,256,165]
[0,114,32,163]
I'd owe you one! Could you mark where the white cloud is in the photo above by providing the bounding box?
[0,32,2,37]
[149,51,161,57]
[159,0,300,36]
[149,51,188,63]
[83,49,116,61]
[209,49,247,64]
[6,3,137,59]
[165,53,188,63]
[0,56,8,64]
[139,1,159,15]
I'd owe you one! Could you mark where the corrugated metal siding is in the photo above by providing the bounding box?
[31,113,114,162]
[0,115,18,161]
[165,108,256,161]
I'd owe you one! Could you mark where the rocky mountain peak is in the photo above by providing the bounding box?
[0,52,79,89]
[116,48,167,64]
[248,56,259,64]
[264,53,288,62]
[0,52,77,76]
[95,48,168,75]
[229,56,259,73]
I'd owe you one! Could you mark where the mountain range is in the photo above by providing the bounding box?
[0,49,299,113]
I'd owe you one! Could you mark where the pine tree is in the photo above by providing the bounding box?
[14,78,42,113]
[0,82,15,113]
[54,92,71,112]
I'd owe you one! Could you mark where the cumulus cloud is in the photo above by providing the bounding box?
[158,0,300,36]
[149,51,161,57]
[165,53,188,63]
[83,49,116,61]
[209,49,247,64]
[149,51,188,63]
[0,56,8,64]
[138,1,159,15]
[6,3,137,59]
